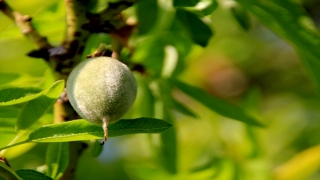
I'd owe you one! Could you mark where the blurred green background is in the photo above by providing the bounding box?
[1,0,320,180]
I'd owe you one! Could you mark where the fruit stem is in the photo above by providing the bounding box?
[101,117,109,145]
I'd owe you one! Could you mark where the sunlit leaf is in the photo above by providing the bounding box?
[176,9,213,47]
[174,0,200,7]
[0,72,41,87]
[0,107,18,130]
[37,69,56,89]
[161,45,178,78]
[274,145,320,180]
[184,0,218,17]
[171,79,263,126]
[0,86,43,106]
[28,118,172,143]
[46,142,69,179]
[16,169,53,180]
[16,80,65,131]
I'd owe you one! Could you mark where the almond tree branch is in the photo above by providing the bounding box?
[0,0,52,49]
[52,0,138,78]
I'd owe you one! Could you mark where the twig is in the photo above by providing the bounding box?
[0,157,11,167]
[87,43,112,58]
[100,0,138,21]
[0,0,52,49]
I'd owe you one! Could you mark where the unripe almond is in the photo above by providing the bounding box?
[66,57,137,144]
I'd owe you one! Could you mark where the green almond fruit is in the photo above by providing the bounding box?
[66,57,137,144]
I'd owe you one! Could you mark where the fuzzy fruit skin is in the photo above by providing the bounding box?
[66,57,137,125]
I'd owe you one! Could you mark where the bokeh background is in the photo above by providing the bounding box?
[1,0,320,179]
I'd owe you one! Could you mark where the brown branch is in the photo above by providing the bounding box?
[0,0,52,49]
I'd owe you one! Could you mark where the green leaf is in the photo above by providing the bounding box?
[16,80,65,131]
[229,3,251,30]
[184,0,218,17]
[171,79,263,126]
[236,0,320,91]
[0,86,43,106]
[0,73,21,86]
[0,118,172,151]
[126,73,155,118]
[0,161,22,180]
[89,140,103,157]
[0,107,18,130]
[0,73,42,87]
[174,0,200,7]
[131,36,165,77]
[176,9,213,47]
[158,79,197,118]
[166,31,193,77]
[159,108,177,174]
[136,0,158,35]
[28,118,172,143]
[16,169,53,180]
[46,142,69,180]
[38,69,56,89]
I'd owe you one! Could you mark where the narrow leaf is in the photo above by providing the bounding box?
[0,86,43,106]
[0,107,18,129]
[176,9,213,47]
[16,80,65,131]
[0,72,41,87]
[0,161,22,180]
[174,0,200,7]
[230,3,251,30]
[16,169,53,180]
[158,79,197,118]
[159,107,177,174]
[38,69,56,89]
[172,79,263,126]
[46,142,69,179]
[28,118,172,143]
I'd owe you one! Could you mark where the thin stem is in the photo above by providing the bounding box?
[0,140,29,152]
[101,117,109,145]
[0,0,52,49]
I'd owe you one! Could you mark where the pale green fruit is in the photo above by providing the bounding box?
[66,57,137,143]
